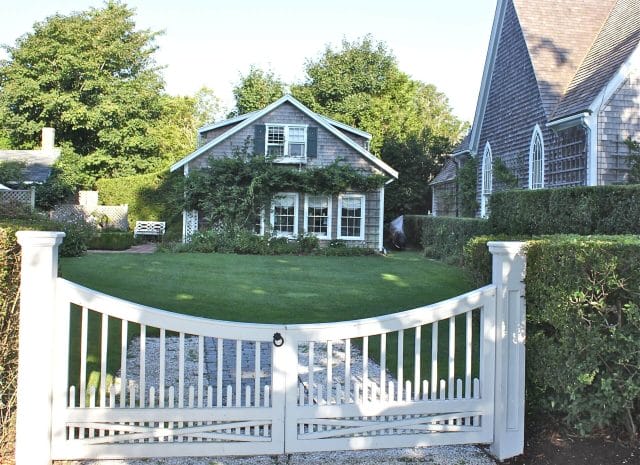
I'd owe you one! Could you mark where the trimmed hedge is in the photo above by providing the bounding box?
[402,215,429,249]
[420,216,489,264]
[96,170,182,238]
[489,185,640,235]
[0,218,94,257]
[464,235,640,436]
[87,231,134,251]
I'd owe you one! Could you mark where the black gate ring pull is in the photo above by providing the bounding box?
[273,332,284,347]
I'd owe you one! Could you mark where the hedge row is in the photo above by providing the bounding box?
[96,170,182,239]
[418,216,489,264]
[489,185,640,235]
[0,227,20,460]
[87,231,134,251]
[464,235,640,435]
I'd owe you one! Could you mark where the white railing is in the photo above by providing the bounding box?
[14,232,526,465]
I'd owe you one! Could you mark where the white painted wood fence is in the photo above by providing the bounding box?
[14,231,527,465]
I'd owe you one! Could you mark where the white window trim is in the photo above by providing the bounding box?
[338,193,366,241]
[303,194,332,240]
[265,124,308,163]
[270,192,299,237]
[255,209,265,236]
[528,124,545,190]
[480,142,493,218]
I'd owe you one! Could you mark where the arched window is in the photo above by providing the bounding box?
[481,142,493,217]
[529,125,545,189]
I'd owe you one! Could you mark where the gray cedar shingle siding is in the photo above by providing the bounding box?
[475,0,556,204]
[189,102,375,173]
[597,73,640,184]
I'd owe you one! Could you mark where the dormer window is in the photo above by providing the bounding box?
[266,125,307,162]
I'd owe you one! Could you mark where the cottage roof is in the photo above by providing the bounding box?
[551,0,640,120]
[430,158,459,186]
[0,148,60,183]
[452,133,471,155]
[171,94,397,179]
[470,0,640,151]
[513,0,617,116]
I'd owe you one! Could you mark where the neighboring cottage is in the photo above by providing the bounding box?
[432,0,640,217]
[170,94,398,248]
[0,127,60,185]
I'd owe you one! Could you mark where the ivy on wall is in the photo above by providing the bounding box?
[183,151,386,230]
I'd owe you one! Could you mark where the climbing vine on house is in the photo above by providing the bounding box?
[182,151,386,230]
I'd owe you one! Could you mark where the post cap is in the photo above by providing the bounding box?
[487,241,526,255]
[16,231,65,247]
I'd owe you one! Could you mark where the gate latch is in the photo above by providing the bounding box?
[273,332,284,347]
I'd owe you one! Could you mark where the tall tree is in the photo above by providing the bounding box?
[230,66,285,116]
[0,1,164,179]
[293,36,467,217]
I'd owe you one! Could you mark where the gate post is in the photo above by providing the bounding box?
[488,241,526,461]
[15,231,65,465]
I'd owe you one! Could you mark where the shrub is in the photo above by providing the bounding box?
[420,216,489,265]
[489,185,640,235]
[464,235,640,436]
[402,215,429,249]
[0,227,20,461]
[87,231,134,250]
[96,170,183,231]
[0,217,94,257]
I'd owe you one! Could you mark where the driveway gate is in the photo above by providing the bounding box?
[14,232,526,465]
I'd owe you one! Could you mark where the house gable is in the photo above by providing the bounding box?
[171,95,397,179]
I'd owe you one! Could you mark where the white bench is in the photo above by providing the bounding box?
[134,221,165,238]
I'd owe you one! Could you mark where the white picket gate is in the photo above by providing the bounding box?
[14,231,527,465]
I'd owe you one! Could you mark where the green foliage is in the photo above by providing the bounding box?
[0,161,26,186]
[626,138,640,184]
[167,227,324,255]
[381,127,452,218]
[402,215,429,249]
[464,235,640,436]
[87,231,133,250]
[96,170,183,231]
[420,216,490,265]
[492,157,518,189]
[290,36,466,217]
[488,185,640,235]
[230,66,285,116]
[457,156,478,217]
[0,227,20,459]
[0,2,165,181]
[184,152,386,231]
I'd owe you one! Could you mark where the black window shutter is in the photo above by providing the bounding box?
[307,126,318,158]
[254,125,266,155]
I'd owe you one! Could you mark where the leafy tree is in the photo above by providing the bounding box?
[293,36,466,218]
[150,87,223,165]
[230,66,285,116]
[0,1,164,180]
[625,138,640,184]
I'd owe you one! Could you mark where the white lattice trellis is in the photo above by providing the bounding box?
[0,189,34,208]
[183,210,198,243]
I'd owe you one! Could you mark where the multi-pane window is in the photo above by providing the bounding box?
[529,126,544,190]
[305,195,331,238]
[267,126,285,157]
[266,125,306,160]
[338,194,365,240]
[481,143,493,218]
[271,193,298,237]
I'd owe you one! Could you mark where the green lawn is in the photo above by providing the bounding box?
[60,251,477,396]
[60,251,473,323]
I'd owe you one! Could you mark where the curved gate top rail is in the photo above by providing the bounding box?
[14,231,527,465]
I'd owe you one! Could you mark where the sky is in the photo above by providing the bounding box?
[0,0,497,123]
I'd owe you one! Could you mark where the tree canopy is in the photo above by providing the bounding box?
[230,66,285,117]
[0,1,165,179]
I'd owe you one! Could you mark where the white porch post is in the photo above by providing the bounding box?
[15,231,65,465]
[488,241,526,461]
